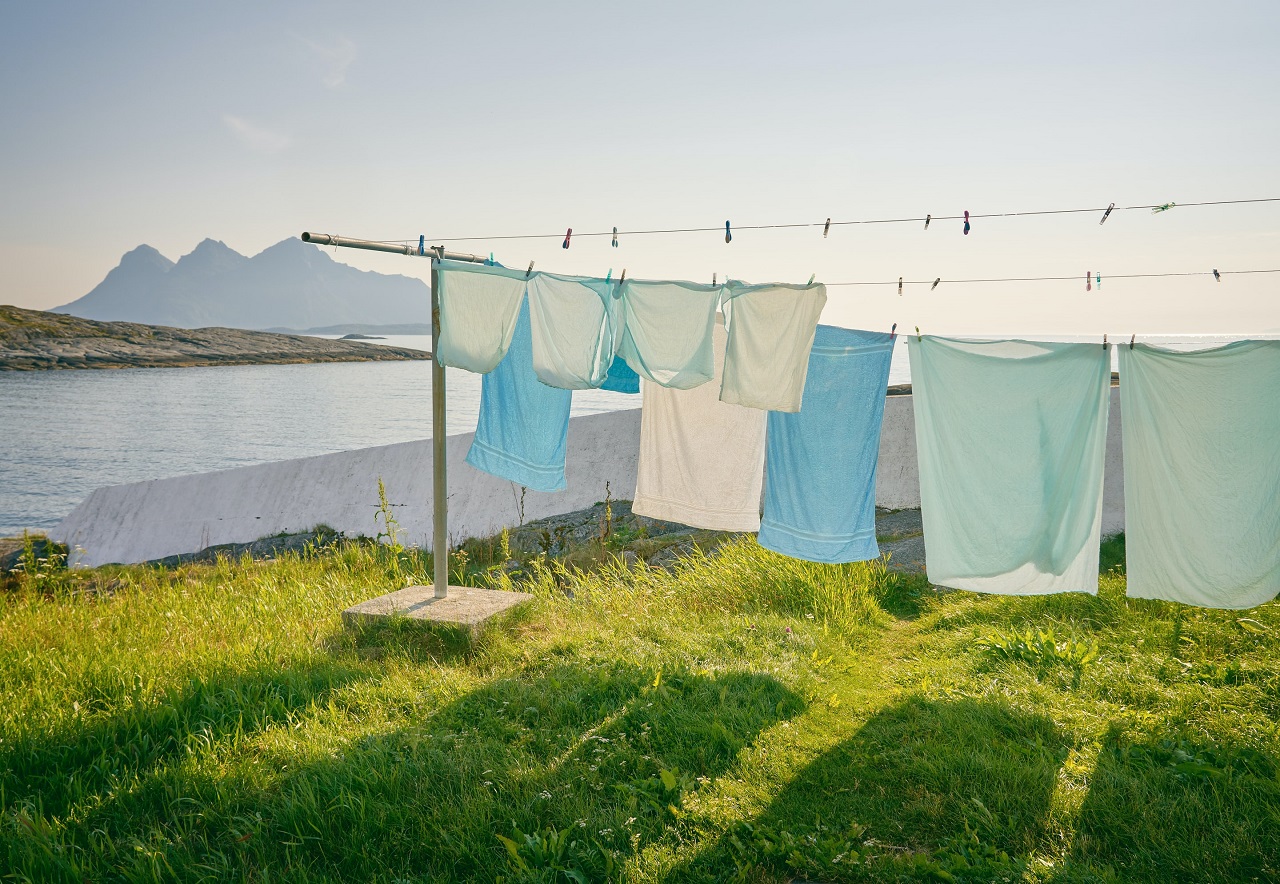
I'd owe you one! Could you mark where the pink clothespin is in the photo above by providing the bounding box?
[562,228,572,249]
[963,210,971,235]
[1087,271,1092,292]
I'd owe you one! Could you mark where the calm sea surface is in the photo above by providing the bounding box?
[0,333,1256,536]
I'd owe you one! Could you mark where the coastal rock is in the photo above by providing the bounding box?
[0,305,429,371]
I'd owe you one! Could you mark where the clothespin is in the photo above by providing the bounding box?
[915,325,922,342]
[898,277,903,296]
[1213,268,1221,282]
[418,235,425,257]
[890,322,897,339]
[725,221,732,243]
[562,228,572,249]
[435,245,445,262]
[1100,202,1115,225]
[1087,271,1092,292]
[808,274,816,285]
[488,252,495,265]
[526,261,535,279]
[1096,272,1101,289]
[1152,202,1176,214]
[823,218,831,238]
[605,269,612,284]
[619,269,626,286]
[612,227,619,248]
[931,277,941,291]
[1129,334,1136,349]
[712,272,716,286]
[963,210,971,235]
[924,214,931,231]
[1103,334,1108,349]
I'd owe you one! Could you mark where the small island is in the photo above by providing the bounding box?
[0,305,429,371]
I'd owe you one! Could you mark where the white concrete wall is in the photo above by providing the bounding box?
[53,389,1127,567]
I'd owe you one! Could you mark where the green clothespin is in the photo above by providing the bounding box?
[1151,202,1177,214]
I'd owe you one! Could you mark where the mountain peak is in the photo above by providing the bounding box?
[118,244,174,271]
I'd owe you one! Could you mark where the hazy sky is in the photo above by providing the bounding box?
[2,1,1278,334]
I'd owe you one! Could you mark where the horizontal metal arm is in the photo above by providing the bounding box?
[301,232,487,264]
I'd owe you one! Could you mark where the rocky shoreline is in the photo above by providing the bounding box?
[0,305,428,370]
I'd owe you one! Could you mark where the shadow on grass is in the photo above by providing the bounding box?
[663,695,1070,883]
[7,657,802,882]
[1056,725,1280,883]
[0,660,373,821]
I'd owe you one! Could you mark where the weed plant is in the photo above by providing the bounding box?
[1,529,1277,882]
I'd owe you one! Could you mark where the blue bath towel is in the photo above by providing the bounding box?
[466,296,573,492]
[758,326,895,563]
[599,354,640,394]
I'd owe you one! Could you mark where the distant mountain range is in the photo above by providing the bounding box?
[53,238,431,331]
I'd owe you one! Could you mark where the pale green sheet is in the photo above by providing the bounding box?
[911,337,1111,595]
[1119,341,1280,609]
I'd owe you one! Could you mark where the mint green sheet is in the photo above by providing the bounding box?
[911,337,1111,595]
[1119,341,1280,609]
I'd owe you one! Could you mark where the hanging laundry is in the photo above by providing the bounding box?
[616,279,722,389]
[527,272,622,389]
[435,260,528,374]
[758,326,894,563]
[632,317,767,531]
[720,280,827,411]
[465,296,573,492]
[911,337,1111,595]
[599,352,640,394]
[1119,341,1280,609]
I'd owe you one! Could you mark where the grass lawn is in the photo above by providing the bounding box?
[2,527,1278,882]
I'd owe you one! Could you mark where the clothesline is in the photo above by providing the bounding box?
[357,196,1280,245]
[827,268,1280,287]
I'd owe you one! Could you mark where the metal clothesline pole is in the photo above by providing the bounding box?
[301,232,487,600]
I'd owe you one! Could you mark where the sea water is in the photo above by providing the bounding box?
[0,333,1256,536]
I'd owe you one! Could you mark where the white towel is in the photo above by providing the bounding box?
[632,318,767,531]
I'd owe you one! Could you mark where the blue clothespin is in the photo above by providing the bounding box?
[1096,272,1101,289]
[963,210,971,235]
[612,227,619,248]
[418,235,425,257]
[605,269,612,283]
[725,221,732,243]
[890,322,897,338]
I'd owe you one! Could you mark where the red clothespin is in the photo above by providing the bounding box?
[890,322,897,339]
[1087,271,1092,292]
[562,228,572,249]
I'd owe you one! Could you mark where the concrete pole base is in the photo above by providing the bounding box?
[341,585,533,632]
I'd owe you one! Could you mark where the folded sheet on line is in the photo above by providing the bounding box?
[465,296,573,492]
[616,279,722,389]
[527,272,623,389]
[1119,341,1280,609]
[910,337,1111,595]
[434,260,529,374]
[720,280,827,412]
[632,317,766,531]
[758,326,895,563]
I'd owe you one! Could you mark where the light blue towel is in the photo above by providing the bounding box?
[758,326,894,563]
[465,296,572,492]
[911,337,1111,595]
